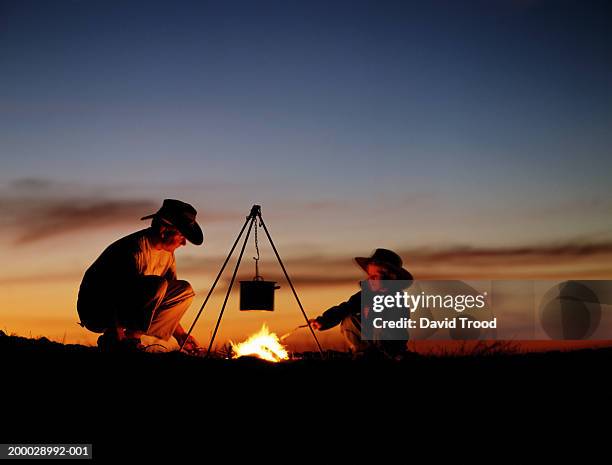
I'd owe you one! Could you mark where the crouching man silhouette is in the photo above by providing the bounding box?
[309,248,413,359]
[77,199,203,353]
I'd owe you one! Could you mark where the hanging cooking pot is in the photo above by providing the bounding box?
[240,277,280,311]
[240,218,280,311]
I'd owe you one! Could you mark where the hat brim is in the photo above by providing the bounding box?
[141,214,204,246]
[181,221,204,246]
[355,257,413,281]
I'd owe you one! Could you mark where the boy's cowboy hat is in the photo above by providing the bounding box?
[355,248,413,281]
[141,199,204,245]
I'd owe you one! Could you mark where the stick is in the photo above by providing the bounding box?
[279,324,310,341]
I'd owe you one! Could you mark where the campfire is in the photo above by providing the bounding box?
[231,324,289,362]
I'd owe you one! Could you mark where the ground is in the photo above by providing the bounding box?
[2,331,609,460]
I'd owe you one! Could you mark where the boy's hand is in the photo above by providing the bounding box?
[308,319,322,331]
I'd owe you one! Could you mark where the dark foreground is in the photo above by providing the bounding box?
[2,332,610,460]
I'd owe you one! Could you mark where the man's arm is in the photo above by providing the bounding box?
[312,291,362,331]
[173,324,200,350]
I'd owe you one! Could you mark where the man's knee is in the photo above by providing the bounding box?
[340,314,365,351]
[340,314,360,334]
[161,279,195,309]
[175,279,194,295]
[163,279,195,302]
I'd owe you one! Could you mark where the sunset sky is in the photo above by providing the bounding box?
[1,0,611,350]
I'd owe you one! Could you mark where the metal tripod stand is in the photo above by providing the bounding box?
[179,205,325,357]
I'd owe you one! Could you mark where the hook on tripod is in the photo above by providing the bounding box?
[252,208,263,281]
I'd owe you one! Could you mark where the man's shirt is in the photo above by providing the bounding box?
[81,228,177,290]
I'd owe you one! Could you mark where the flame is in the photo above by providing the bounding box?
[231,324,289,362]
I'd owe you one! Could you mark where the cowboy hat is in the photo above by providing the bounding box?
[141,199,204,245]
[355,248,413,281]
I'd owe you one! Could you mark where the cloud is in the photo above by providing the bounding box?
[0,177,236,244]
[404,243,612,262]
[183,240,612,284]
[399,243,612,279]
[10,199,159,245]
[218,274,358,291]
[0,181,158,244]
[10,178,58,191]
[0,178,234,245]
[4,239,612,287]
[524,197,612,221]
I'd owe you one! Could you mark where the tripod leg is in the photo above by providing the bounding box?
[180,214,252,352]
[258,214,325,357]
[206,216,256,357]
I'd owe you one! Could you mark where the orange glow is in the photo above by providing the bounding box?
[230,324,289,362]
[2,225,612,353]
